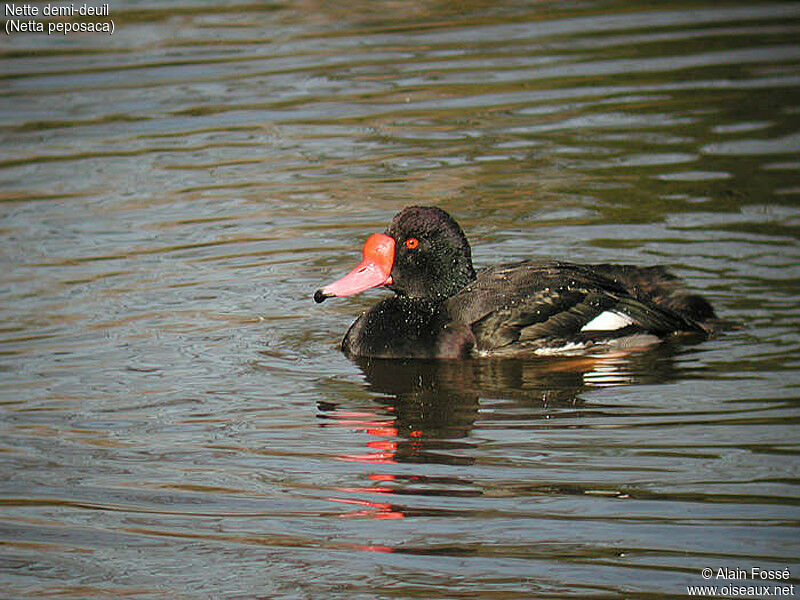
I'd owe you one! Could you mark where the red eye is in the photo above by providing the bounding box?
[405,238,419,249]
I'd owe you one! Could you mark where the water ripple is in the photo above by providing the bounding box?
[1,1,799,599]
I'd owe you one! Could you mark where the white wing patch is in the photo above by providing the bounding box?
[580,310,636,332]
[534,342,589,356]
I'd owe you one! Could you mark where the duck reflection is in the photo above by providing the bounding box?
[321,346,692,456]
[356,345,687,432]
[318,344,692,519]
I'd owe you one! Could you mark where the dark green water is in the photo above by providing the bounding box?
[1,1,799,598]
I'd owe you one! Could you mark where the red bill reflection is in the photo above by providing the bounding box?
[321,405,406,521]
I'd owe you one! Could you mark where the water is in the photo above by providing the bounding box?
[2,1,800,598]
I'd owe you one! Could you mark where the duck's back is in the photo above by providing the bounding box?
[588,263,717,324]
[446,261,717,355]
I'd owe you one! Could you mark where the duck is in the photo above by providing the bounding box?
[314,206,721,359]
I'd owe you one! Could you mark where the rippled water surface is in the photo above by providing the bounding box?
[2,1,800,598]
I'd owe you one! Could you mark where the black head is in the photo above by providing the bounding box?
[385,206,476,300]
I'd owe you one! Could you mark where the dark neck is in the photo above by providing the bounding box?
[394,255,476,302]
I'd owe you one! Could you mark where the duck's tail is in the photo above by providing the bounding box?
[590,264,735,333]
